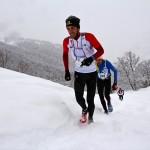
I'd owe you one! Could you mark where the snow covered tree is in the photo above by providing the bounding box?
[116,51,140,91]
[0,50,8,68]
[137,60,150,88]
[17,60,34,75]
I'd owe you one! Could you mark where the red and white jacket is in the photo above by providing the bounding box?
[63,32,104,73]
[117,89,124,96]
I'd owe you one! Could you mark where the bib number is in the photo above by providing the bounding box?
[98,67,108,80]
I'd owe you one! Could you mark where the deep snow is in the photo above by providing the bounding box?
[0,68,150,150]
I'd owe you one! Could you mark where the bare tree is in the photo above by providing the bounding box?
[116,51,140,91]
[137,60,150,88]
[17,60,34,75]
[0,50,8,68]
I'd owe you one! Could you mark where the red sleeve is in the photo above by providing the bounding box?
[85,33,104,60]
[63,37,69,71]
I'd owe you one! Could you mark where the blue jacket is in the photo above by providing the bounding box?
[97,59,117,82]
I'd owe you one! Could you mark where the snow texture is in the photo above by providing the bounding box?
[0,68,150,150]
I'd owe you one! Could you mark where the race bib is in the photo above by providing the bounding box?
[98,72,105,79]
[98,67,108,80]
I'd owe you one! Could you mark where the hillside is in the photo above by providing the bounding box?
[0,38,73,87]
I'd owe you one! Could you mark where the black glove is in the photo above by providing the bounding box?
[65,70,71,81]
[81,57,93,67]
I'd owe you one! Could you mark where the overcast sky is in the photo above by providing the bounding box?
[0,0,150,61]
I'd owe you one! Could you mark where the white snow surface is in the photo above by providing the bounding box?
[0,68,150,150]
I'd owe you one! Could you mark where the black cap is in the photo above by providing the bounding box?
[65,15,80,29]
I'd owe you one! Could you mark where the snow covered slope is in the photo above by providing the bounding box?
[0,68,150,150]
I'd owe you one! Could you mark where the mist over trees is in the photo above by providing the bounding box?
[0,38,149,91]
